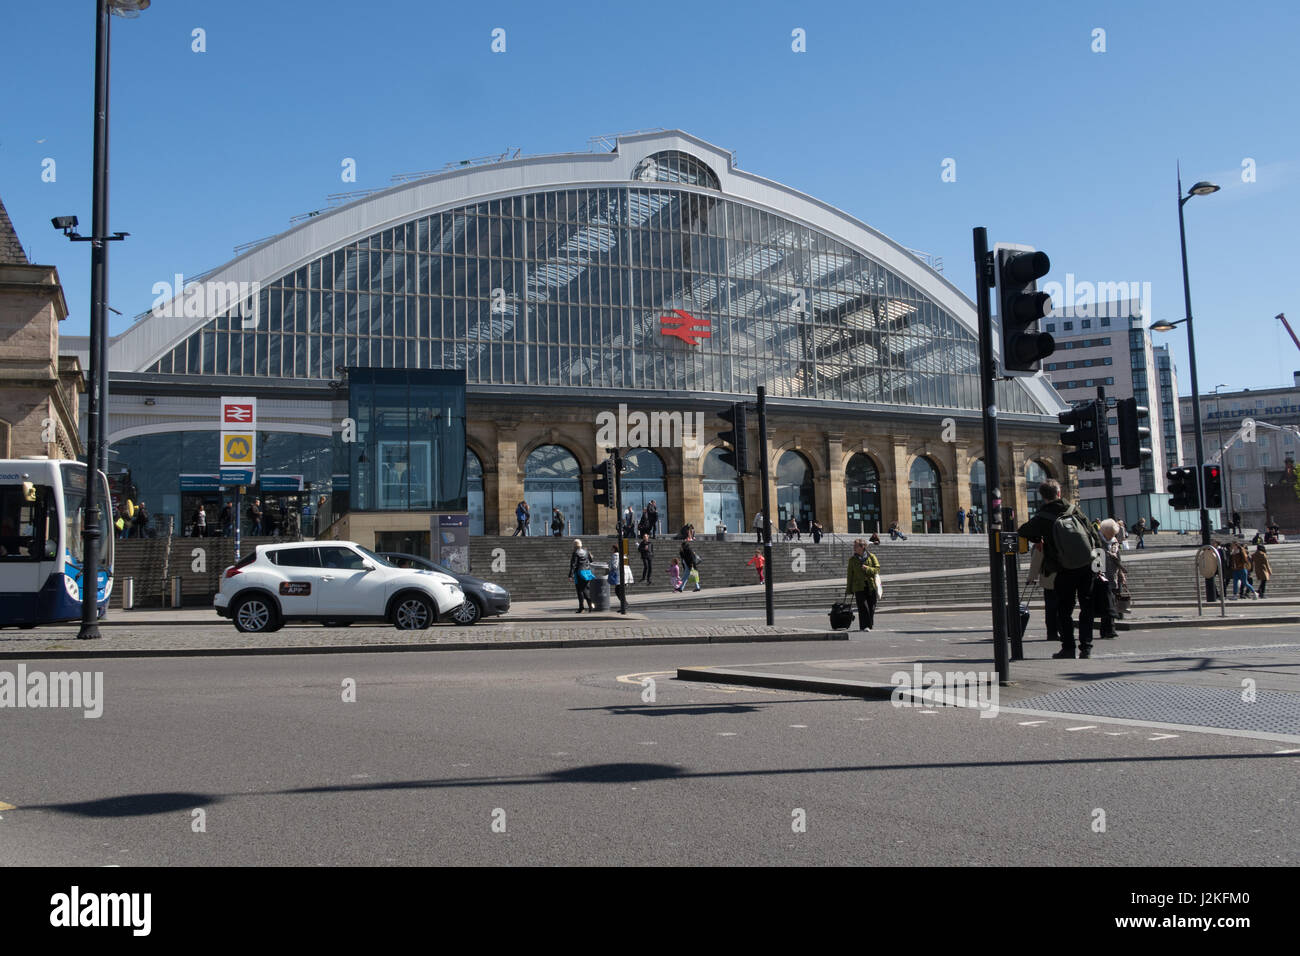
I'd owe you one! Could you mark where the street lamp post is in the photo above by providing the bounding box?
[60,0,150,640]
[1153,169,1220,548]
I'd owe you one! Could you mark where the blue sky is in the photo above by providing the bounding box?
[3,0,1297,395]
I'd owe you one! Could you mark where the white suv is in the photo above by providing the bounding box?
[215,542,465,633]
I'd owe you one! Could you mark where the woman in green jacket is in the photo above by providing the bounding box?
[846,538,881,631]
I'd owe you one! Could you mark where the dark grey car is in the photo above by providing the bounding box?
[377,553,510,625]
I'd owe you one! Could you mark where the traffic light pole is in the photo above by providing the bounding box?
[1097,386,1116,519]
[974,227,1010,683]
[757,386,774,627]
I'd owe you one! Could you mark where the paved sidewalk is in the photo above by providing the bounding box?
[678,637,1300,743]
[0,613,845,659]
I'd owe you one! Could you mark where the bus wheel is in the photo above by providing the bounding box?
[233,595,279,633]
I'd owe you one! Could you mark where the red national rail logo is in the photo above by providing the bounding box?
[659,309,711,346]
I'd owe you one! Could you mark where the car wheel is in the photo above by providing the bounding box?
[233,594,279,633]
[450,597,482,626]
[393,593,434,631]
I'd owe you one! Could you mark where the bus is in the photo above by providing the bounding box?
[0,459,113,627]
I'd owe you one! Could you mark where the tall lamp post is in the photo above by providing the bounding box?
[1150,168,1219,547]
[54,0,150,640]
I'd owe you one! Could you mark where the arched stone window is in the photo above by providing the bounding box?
[523,445,582,537]
[910,456,942,534]
[845,453,881,534]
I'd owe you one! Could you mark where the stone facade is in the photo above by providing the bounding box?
[466,398,1067,537]
[0,197,83,460]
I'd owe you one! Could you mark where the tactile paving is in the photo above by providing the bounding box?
[1012,680,1300,735]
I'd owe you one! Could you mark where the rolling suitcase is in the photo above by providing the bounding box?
[829,598,855,630]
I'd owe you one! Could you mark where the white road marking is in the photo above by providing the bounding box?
[716,732,738,737]
[1275,748,1300,754]
[1148,734,1179,741]
[1018,720,1047,726]
[789,724,808,728]
[1066,725,1097,731]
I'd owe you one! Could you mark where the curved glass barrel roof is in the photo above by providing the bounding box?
[122,132,1061,416]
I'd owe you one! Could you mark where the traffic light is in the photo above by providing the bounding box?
[1059,401,1102,469]
[1203,463,1223,509]
[717,402,749,474]
[1116,397,1152,469]
[1167,466,1199,510]
[994,244,1055,376]
[593,458,612,508]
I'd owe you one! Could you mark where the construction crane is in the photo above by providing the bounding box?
[1277,313,1299,352]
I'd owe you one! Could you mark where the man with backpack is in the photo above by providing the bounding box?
[1017,479,1105,660]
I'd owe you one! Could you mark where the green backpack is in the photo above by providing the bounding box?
[1052,508,1096,571]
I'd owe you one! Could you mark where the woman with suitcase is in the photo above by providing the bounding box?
[846,538,880,632]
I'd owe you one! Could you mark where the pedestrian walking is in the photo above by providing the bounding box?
[647,499,659,538]
[513,501,528,537]
[1117,519,1130,550]
[753,510,765,543]
[196,505,207,538]
[609,544,629,614]
[669,558,683,592]
[568,538,596,612]
[135,502,150,539]
[1229,542,1257,599]
[956,506,966,534]
[638,533,653,583]
[551,507,565,537]
[1133,517,1146,549]
[1252,544,1272,598]
[248,498,262,536]
[811,519,823,544]
[1232,510,1242,536]
[784,518,800,541]
[220,502,233,538]
[747,548,765,584]
[845,537,880,632]
[680,539,701,591]
[1017,478,1104,659]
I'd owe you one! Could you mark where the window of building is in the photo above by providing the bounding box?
[1063,322,1073,331]
[1261,453,1271,467]
[1045,324,1055,333]
[1234,455,1246,467]
[1082,319,1092,329]
[1101,317,1111,327]
[1104,357,1112,365]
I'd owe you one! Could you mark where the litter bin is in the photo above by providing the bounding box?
[169,575,183,608]
[587,564,611,611]
[122,576,134,610]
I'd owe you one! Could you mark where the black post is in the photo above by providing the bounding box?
[1098,385,1115,519]
[78,0,113,641]
[1177,171,1211,548]
[1004,507,1023,660]
[757,386,774,627]
[974,227,1009,682]
[612,448,626,571]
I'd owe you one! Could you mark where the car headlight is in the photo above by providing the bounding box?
[482,583,506,594]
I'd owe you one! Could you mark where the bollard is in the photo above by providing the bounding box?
[170,575,183,609]
[122,576,134,610]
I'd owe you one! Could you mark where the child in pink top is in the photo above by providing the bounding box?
[669,558,683,592]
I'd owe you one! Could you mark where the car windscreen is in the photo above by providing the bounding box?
[358,546,395,568]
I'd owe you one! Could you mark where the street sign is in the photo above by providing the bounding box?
[221,433,256,468]
[220,468,255,484]
[221,396,257,426]
[260,474,304,491]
